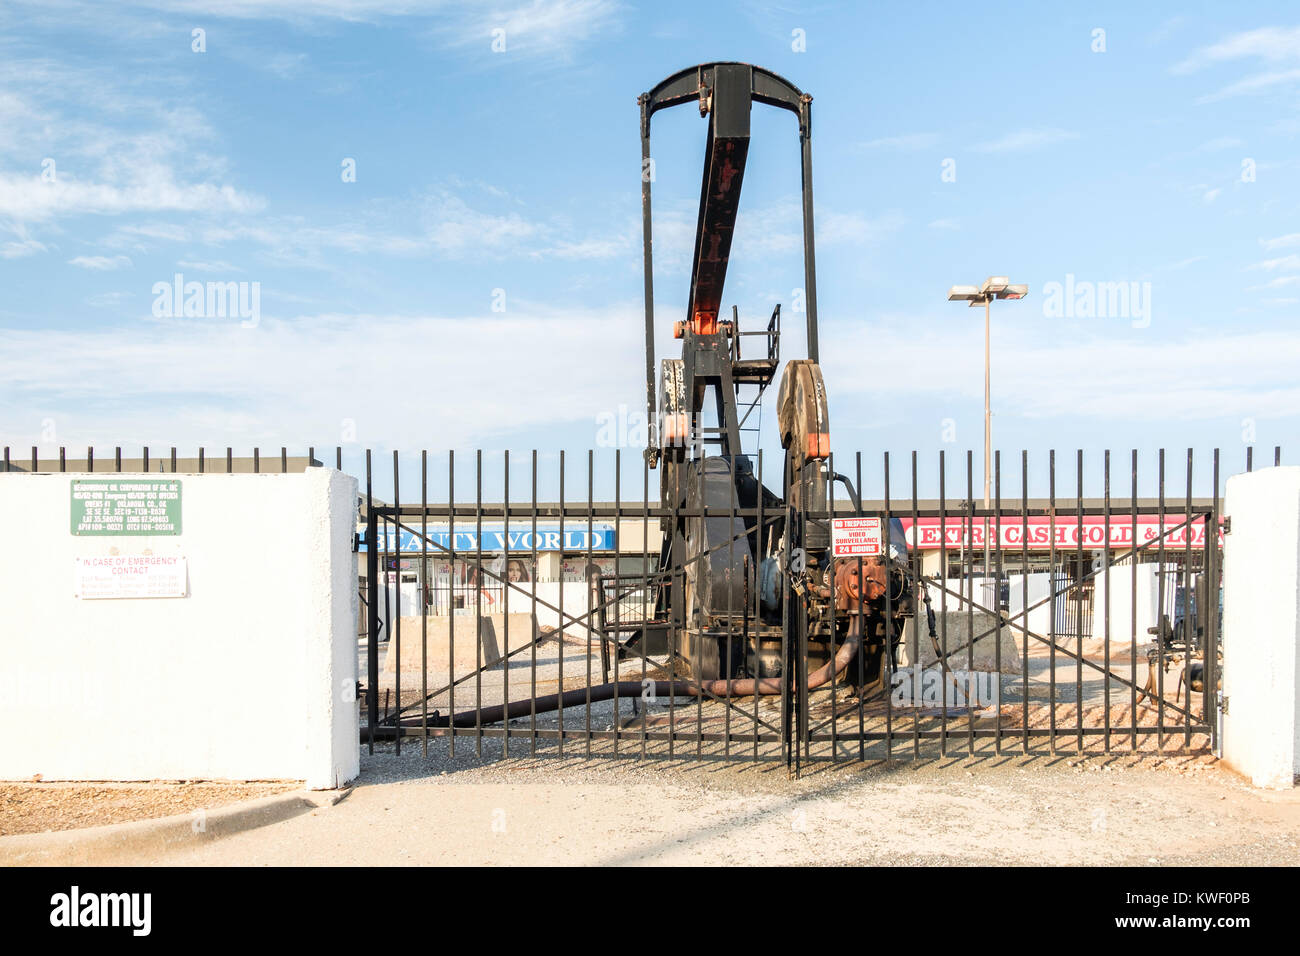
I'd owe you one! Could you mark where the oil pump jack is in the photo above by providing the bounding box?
[385,63,914,744]
[636,63,913,698]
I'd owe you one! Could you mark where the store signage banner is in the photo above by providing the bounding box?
[898,515,1215,551]
[360,524,616,553]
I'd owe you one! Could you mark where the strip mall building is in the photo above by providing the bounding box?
[359,498,1214,642]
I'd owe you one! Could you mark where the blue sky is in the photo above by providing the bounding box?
[1,1,1298,499]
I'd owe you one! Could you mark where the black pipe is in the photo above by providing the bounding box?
[362,630,862,739]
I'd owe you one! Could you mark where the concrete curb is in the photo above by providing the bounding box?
[0,787,352,866]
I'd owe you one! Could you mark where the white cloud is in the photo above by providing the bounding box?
[264,52,308,78]
[0,304,645,449]
[10,300,1300,453]
[1250,275,1300,290]
[436,0,624,62]
[1196,68,1300,103]
[0,174,262,223]
[1188,182,1221,203]
[727,199,903,258]
[1252,254,1300,272]
[104,222,193,250]
[818,210,905,245]
[32,0,455,21]
[197,219,429,267]
[822,321,1300,422]
[85,291,132,309]
[1,236,46,258]
[423,192,540,256]
[544,234,631,259]
[90,189,629,267]
[1175,25,1300,101]
[177,259,240,272]
[8,0,626,68]
[861,132,940,150]
[1262,233,1300,250]
[0,62,261,232]
[96,0,627,61]
[419,188,635,261]
[971,128,1079,153]
[1173,25,1300,73]
[1192,136,1243,151]
[68,254,132,270]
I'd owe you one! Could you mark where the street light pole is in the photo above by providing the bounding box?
[947,277,1028,590]
[947,276,1027,508]
[984,294,991,509]
[983,295,991,606]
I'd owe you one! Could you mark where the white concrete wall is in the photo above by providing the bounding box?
[0,469,359,789]
[1004,572,1062,638]
[1222,466,1300,789]
[531,582,594,637]
[1091,563,1163,645]
[375,581,421,642]
[928,576,999,615]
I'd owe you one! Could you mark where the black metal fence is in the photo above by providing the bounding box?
[354,446,1262,769]
[11,441,1277,768]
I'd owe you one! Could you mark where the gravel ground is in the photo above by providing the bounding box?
[0,781,299,836]
[362,630,1210,744]
[1,639,1247,859]
[130,746,1300,867]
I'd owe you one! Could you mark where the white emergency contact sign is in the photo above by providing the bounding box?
[74,555,188,599]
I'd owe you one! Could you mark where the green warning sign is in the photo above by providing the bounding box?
[71,480,183,536]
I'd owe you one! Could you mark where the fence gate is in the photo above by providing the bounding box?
[355,445,1260,769]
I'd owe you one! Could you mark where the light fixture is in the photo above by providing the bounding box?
[946,285,983,302]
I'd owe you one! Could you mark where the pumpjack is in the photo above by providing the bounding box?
[626,63,914,698]
[379,63,916,744]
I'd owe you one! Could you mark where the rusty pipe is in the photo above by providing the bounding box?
[378,630,862,732]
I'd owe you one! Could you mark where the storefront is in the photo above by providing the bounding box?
[357,503,1216,639]
[358,517,656,614]
[898,512,1217,642]
[900,513,1215,576]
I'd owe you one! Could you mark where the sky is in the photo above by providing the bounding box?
[1,1,1298,500]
